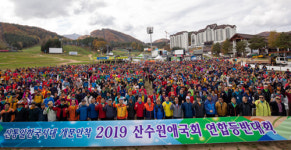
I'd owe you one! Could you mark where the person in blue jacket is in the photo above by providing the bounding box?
[154,99,164,119]
[204,96,216,117]
[232,87,243,105]
[181,96,195,118]
[77,100,89,121]
[88,99,98,120]
[44,93,54,107]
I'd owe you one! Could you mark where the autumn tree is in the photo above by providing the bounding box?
[248,35,266,53]
[211,43,221,56]
[131,42,137,50]
[268,31,279,49]
[236,41,247,57]
[221,39,232,55]
[93,39,107,53]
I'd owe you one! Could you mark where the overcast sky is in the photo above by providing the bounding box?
[1,0,291,42]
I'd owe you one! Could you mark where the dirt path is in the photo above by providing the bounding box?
[88,54,93,60]
[57,57,83,65]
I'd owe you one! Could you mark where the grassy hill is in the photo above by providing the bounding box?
[0,45,142,69]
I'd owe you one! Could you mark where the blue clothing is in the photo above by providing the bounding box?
[144,109,154,119]
[204,100,216,115]
[44,97,54,107]
[126,95,136,104]
[232,91,243,105]
[154,104,165,119]
[91,82,97,88]
[181,102,195,118]
[34,86,42,91]
[38,108,47,121]
[83,82,89,88]
[243,93,253,104]
[103,105,116,119]
[88,103,98,119]
[77,105,89,121]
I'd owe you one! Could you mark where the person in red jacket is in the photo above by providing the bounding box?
[134,97,144,120]
[95,98,107,120]
[54,99,68,121]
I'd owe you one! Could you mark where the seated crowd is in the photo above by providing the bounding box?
[0,59,290,122]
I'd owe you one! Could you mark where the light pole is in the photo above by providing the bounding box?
[147,27,153,51]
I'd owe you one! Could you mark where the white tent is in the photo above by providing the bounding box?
[154,55,165,60]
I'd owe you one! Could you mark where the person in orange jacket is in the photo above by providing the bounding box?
[0,103,14,122]
[67,99,79,121]
[144,98,154,120]
[114,97,128,120]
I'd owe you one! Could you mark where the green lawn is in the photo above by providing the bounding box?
[0,45,143,70]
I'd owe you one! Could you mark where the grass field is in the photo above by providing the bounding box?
[0,45,142,70]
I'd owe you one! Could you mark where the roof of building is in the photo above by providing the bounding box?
[191,24,236,35]
[229,33,255,41]
[170,31,188,36]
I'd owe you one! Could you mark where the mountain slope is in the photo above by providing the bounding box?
[0,22,61,49]
[63,33,82,40]
[153,38,170,43]
[90,28,142,43]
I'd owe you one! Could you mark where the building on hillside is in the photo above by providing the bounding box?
[190,24,236,48]
[170,31,189,51]
[229,33,254,57]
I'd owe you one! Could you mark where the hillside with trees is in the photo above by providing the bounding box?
[0,22,62,50]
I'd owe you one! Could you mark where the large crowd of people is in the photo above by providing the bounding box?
[0,59,290,122]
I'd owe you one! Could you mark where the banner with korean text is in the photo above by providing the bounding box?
[0,116,291,147]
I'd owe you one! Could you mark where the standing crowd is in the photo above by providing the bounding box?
[0,59,291,122]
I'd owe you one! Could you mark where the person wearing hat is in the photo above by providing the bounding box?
[14,102,28,122]
[126,97,136,120]
[181,96,195,118]
[239,96,254,116]
[43,101,57,121]
[38,103,47,121]
[44,93,54,107]
[103,98,116,120]
[154,99,165,120]
[34,90,43,107]
[193,96,205,118]
[204,94,216,117]
[254,94,271,116]
[0,103,14,122]
[77,99,89,121]
[114,97,128,120]
[269,96,286,116]
[28,102,40,121]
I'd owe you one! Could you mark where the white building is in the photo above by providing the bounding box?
[190,24,236,47]
[170,31,189,50]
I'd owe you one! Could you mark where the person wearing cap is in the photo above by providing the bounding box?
[134,97,145,120]
[182,96,195,118]
[44,93,54,107]
[127,97,136,120]
[270,96,286,116]
[0,103,14,122]
[114,97,128,120]
[204,94,216,117]
[262,85,271,103]
[38,103,47,121]
[254,94,271,116]
[77,99,89,121]
[170,97,183,119]
[162,97,173,119]
[14,102,28,122]
[34,91,43,107]
[88,98,99,121]
[271,89,284,103]
[43,101,57,121]
[193,96,205,118]
[103,98,116,120]
[154,99,165,120]
[253,88,263,103]
[242,89,253,104]
[126,91,136,104]
[9,95,18,110]
[28,102,40,121]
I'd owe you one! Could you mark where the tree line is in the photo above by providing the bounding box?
[211,31,291,57]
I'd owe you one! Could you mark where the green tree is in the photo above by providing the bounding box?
[248,35,266,53]
[236,41,247,57]
[221,39,232,55]
[211,43,221,56]
[268,31,279,49]
[41,38,61,53]
[275,32,291,50]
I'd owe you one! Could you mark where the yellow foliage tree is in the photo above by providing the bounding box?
[268,31,279,48]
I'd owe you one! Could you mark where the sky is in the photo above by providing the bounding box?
[1,0,291,42]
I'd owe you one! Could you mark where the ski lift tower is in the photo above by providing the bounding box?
[147,27,153,51]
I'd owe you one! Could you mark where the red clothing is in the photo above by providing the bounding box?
[95,103,107,119]
[134,102,144,117]
[53,105,68,119]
